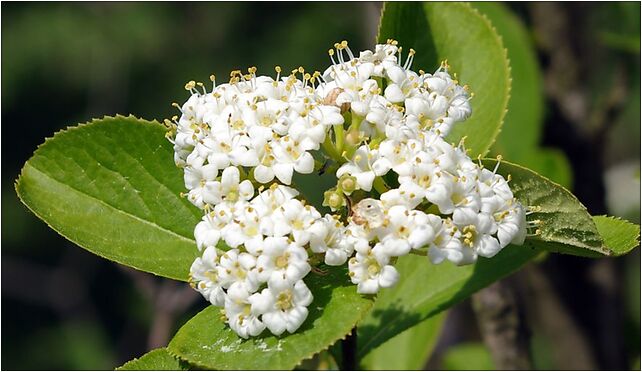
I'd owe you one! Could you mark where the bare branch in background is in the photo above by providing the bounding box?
[472,280,532,370]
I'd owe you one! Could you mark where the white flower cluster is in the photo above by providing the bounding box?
[167,40,527,338]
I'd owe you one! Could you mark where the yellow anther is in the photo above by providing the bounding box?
[209,74,216,82]
[184,80,196,90]
[328,49,335,56]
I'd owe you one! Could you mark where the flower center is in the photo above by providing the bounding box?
[366,256,381,276]
[275,253,290,269]
[292,219,304,230]
[451,192,465,205]
[462,225,477,247]
[205,270,218,282]
[226,188,239,202]
[276,290,294,310]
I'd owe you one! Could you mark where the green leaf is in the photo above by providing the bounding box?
[476,2,543,158]
[360,311,446,370]
[483,159,609,257]
[475,3,573,189]
[593,215,640,256]
[441,342,495,370]
[357,245,538,357]
[515,149,572,189]
[167,266,373,370]
[15,115,200,281]
[117,348,189,371]
[359,158,623,354]
[377,2,510,157]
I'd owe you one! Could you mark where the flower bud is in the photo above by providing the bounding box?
[338,174,358,195]
[323,188,346,211]
[344,128,363,149]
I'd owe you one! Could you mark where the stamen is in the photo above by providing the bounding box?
[403,48,416,70]
[493,155,503,174]
[328,49,337,65]
[209,74,216,91]
[275,65,282,81]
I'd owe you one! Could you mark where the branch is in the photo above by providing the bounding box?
[472,280,532,370]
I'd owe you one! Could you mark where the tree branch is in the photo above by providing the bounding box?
[472,280,532,370]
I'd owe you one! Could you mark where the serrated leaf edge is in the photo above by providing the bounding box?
[593,215,641,255]
[375,2,512,157]
[168,299,373,370]
[486,158,612,256]
[14,114,194,282]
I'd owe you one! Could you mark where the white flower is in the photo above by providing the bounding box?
[359,42,399,76]
[218,249,258,291]
[274,199,321,245]
[378,138,424,177]
[309,215,362,266]
[249,280,313,336]
[183,160,218,209]
[204,166,254,206]
[199,130,259,170]
[336,145,391,192]
[222,204,264,253]
[375,206,440,257]
[493,201,527,247]
[425,170,480,215]
[405,92,449,122]
[270,135,316,185]
[502,204,527,246]
[194,213,222,251]
[170,42,530,339]
[225,282,266,339]
[428,219,476,266]
[256,237,310,287]
[383,69,420,103]
[189,247,225,306]
[348,244,400,294]
[380,181,426,209]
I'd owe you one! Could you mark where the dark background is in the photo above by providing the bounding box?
[2,2,640,369]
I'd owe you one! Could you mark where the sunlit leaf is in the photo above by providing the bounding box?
[168,266,373,370]
[357,244,537,357]
[117,348,189,371]
[15,115,200,281]
[377,2,510,157]
[593,215,640,256]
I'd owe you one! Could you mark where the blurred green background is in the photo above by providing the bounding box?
[2,2,639,370]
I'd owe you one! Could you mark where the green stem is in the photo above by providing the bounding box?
[322,134,342,162]
[333,124,345,155]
